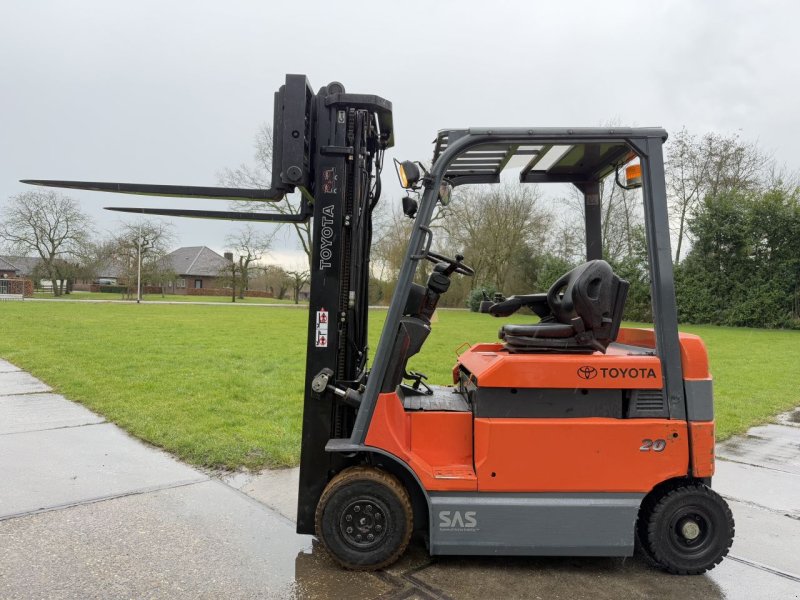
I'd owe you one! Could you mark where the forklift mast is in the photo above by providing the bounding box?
[21,74,394,535]
[294,80,393,534]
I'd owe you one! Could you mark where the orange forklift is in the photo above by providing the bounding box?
[24,75,733,575]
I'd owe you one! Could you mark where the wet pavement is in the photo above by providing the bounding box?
[1,357,798,599]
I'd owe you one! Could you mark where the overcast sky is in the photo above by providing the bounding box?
[2,0,798,266]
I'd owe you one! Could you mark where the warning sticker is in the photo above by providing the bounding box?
[322,168,338,194]
[315,308,329,347]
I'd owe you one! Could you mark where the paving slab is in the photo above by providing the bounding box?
[0,359,21,373]
[726,499,800,575]
[410,553,800,600]
[0,392,105,434]
[714,458,800,518]
[777,407,800,428]
[8,479,795,600]
[0,370,51,394]
[0,480,392,600]
[227,466,299,522]
[0,423,205,519]
[718,423,800,475]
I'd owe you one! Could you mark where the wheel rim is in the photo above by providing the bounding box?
[338,495,390,551]
[666,504,713,556]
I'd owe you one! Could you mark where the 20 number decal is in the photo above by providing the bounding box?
[640,438,666,452]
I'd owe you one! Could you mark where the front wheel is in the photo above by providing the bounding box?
[315,466,413,570]
[643,483,734,575]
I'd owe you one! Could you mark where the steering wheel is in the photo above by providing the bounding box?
[424,251,475,276]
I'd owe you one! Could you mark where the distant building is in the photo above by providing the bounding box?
[162,246,232,294]
[0,256,40,278]
[0,256,18,278]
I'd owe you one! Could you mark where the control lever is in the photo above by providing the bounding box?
[403,370,433,396]
[479,291,506,314]
[311,368,362,407]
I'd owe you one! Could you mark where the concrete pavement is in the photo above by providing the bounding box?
[1,357,799,599]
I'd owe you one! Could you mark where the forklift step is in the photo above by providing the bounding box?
[433,467,477,481]
[402,387,469,412]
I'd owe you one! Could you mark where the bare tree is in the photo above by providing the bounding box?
[546,214,585,265]
[218,125,312,270]
[666,128,769,262]
[286,268,310,304]
[110,220,175,299]
[224,224,276,300]
[216,259,244,303]
[439,183,551,293]
[255,264,291,299]
[559,174,642,264]
[372,204,415,283]
[0,190,93,296]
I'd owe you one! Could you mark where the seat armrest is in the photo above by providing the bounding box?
[479,300,495,314]
[520,293,551,319]
[488,293,550,318]
[488,296,523,317]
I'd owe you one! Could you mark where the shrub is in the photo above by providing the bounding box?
[466,285,496,312]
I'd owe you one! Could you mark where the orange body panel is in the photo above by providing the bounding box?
[365,328,713,496]
[456,342,663,389]
[689,421,715,477]
[616,328,711,379]
[473,418,689,492]
[365,393,477,491]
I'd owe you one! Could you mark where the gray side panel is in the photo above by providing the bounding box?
[473,387,623,419]
[685,379,714,421]
[429,492,642,557]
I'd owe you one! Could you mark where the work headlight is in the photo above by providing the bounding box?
[395,159,421,189]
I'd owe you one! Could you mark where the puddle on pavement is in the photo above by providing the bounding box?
[281,538,735,600]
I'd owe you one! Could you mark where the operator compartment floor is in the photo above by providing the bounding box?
[402,386,470,412]
[606,342,655,356]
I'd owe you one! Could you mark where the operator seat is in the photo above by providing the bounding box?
[498,260,629,353]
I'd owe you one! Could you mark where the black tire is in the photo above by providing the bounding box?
[635,479,687,568]
[635,497,661,568]
[315,466,413,570]
[644,483,734,575]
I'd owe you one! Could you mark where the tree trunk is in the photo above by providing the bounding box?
[238,258,246,300]
[674,207,687,263]
[47,264,60,297]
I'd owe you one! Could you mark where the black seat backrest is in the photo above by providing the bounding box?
[547,260,629,342]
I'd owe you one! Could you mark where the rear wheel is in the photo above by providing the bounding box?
[315,466,413,570]
[643,483,734,575]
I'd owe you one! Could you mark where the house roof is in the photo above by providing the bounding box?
[164,246,231,277]
[0,256,17,273]
[95,260,126,279]
[0,256,41,276]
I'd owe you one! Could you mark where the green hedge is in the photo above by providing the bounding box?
[98,285,128,294]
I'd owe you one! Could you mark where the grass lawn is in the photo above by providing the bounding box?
[1,302,798,470]
[33,291,303,305]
